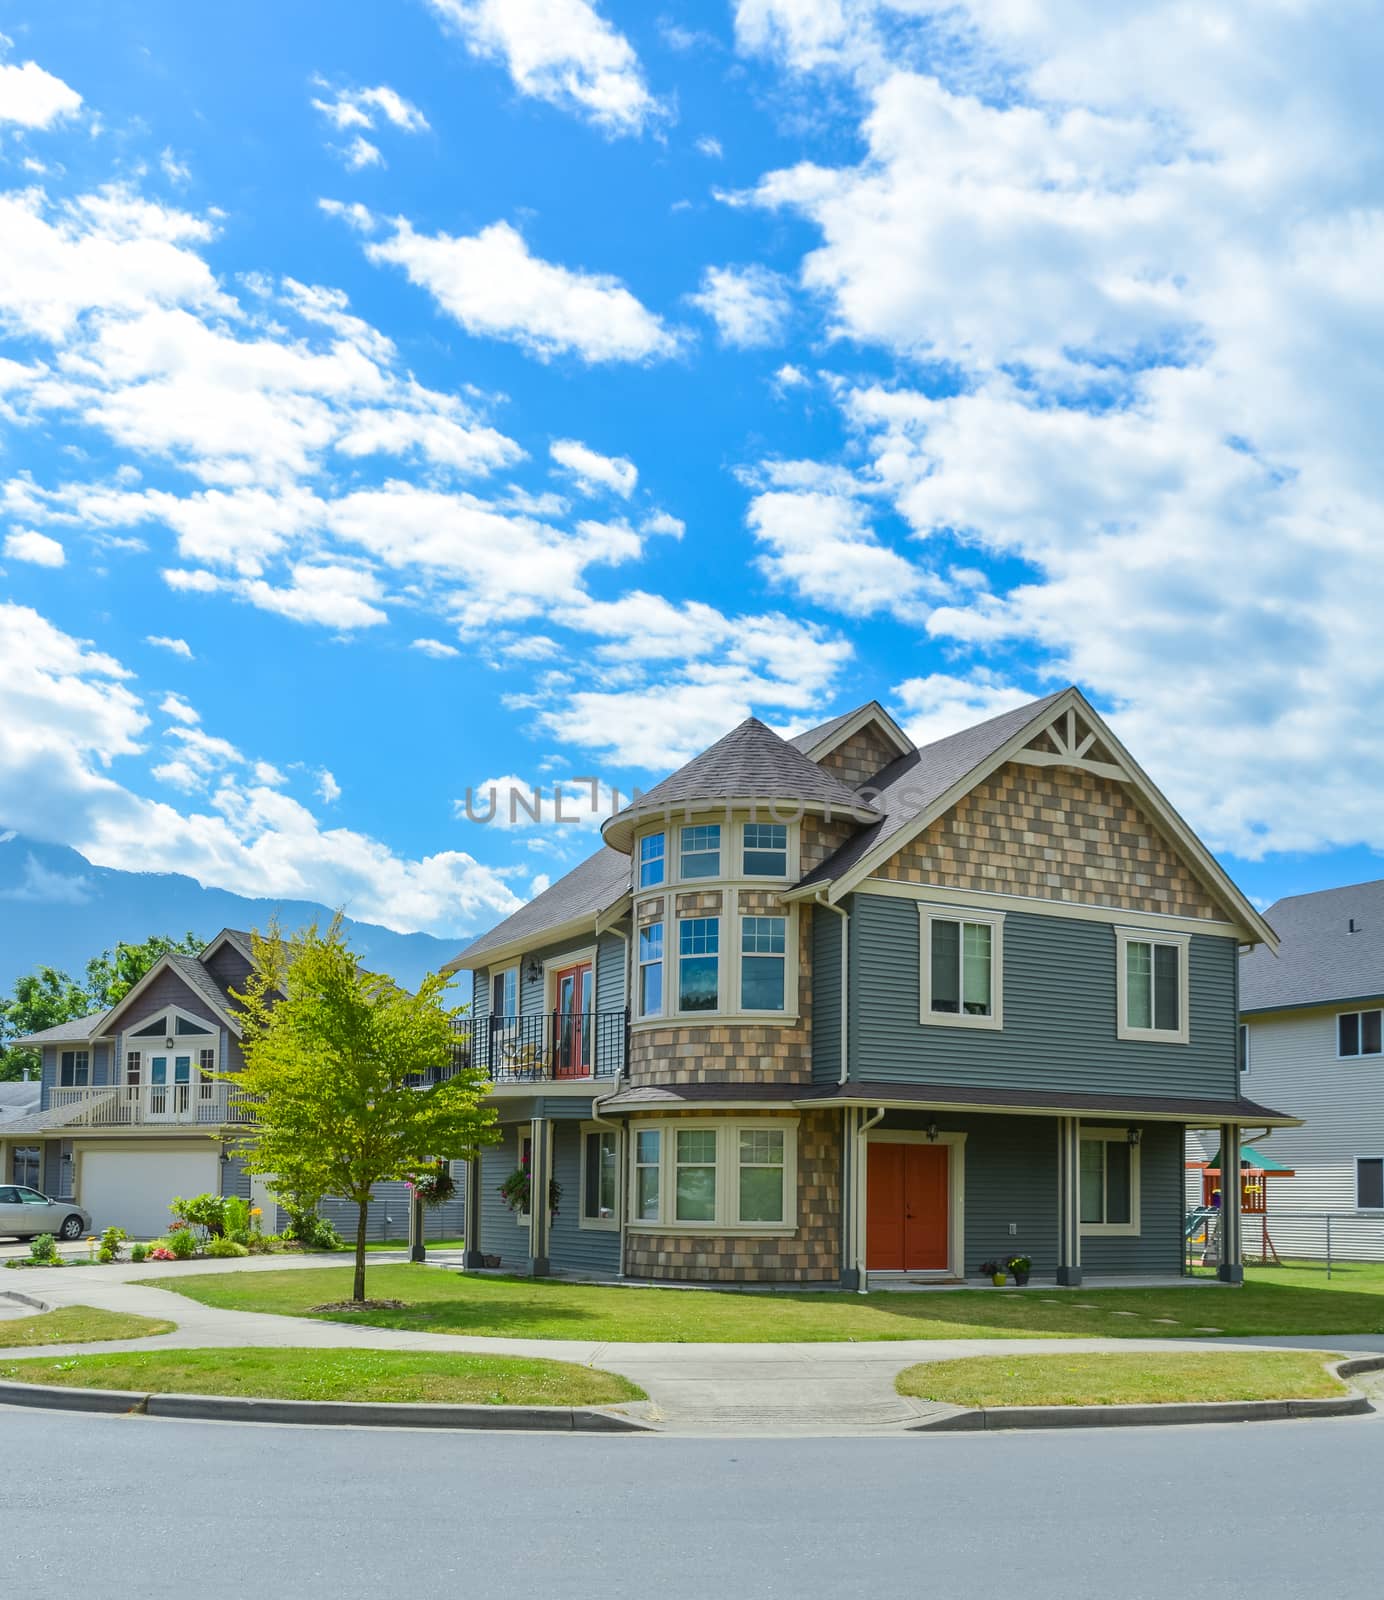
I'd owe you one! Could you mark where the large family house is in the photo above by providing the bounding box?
[448,686,1296,1287]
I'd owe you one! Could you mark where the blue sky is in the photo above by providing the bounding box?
[1,0,1382,944]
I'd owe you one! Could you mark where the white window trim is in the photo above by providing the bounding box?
[491,965,519,1022]
[736,911,792,1017]
[513,1124,535,1227]
[1114,926,1190,1045]
[918,904,1005,1031]
[1356,1156,1384,1213]
[541,945,598,1018]
[632,1126,663,1224]
[632,816,801,890]
[677,820,724,882]
[637,830,667,890]
[635,915,666,1021]
[740,819,794,881]
[1336,1007,1384,1060]
[578,1122,622,1231]
[626,1118,799,1236]
[1078,1128,1142,1236]
[863,1129,968,1279]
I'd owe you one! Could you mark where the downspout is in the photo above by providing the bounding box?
[855,1106,886,1294]
[815,891,850,1085]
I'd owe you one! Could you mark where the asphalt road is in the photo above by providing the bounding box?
[5,1409,1382,1599]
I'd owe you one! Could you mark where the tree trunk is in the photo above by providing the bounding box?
[353,1198,369,1302]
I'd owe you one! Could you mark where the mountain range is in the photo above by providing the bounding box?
[0,832,470,1000]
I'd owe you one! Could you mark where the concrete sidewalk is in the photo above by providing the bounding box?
[5,1256,1382,1436]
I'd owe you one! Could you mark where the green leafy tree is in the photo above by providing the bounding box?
[85,932,203,1009]
[0,966,95,1081]
[229,917,495,1302]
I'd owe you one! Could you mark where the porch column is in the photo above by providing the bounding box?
[528,1115,551,1276]
[1218,1122,1244,1284]
[1056,1116,1083,1286]
[462,1156,484,1268]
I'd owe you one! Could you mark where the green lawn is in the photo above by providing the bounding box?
[138,1261,1384,1343]
[0,1305,175,1348]
[897,1350,1347,1408]
[0,1347,644,1405]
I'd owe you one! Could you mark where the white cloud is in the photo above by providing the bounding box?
[312,82,430,134]
[890,671,1037,750]
[343,135,384,170]
[317,768,342,804]
[3,527,65,566]
[550,437,637,498]
[160,692,199,725]
[462,774,616,830]
[689,264,791,347]
[0,599,522,935]
[695,135,724,159]
[146,634,193,658]
[746,486,938,617]
[0,58,82,129]
[365,217,678,363]
[160,148,191,185]
[424,0,666,135]
[411,637,459,659]
[239,563,389,630]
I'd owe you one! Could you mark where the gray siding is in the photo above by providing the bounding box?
[220,1151,252,1202]
[105,967,225,1036]
[204,940,253,997]
[878,1110,1184,1278]
[851,897,1239,1100]
[478,1127,536,1269]
[548,1121,622,1276]
[475,929,627,1023]
[813,906,842,1083]
[41,1042,111,1107]
[596,930,626,1013]
[312,1182,466,1245]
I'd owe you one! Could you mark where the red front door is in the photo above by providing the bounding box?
[866,1143,950,1272]
[554,963,593,1078]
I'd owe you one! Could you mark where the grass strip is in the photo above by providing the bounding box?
[0,1305,175,1348]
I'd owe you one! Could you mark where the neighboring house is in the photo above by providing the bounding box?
[1186,881,1384,1261]
[447,686,1293,1287]
[0,929,465,1241]
[0,1079,42,1189]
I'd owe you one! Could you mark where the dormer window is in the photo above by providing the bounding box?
[742,822,788,877]
[638,832,665,889]
[679,824,721,880]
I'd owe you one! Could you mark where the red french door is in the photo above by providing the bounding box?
[866,1143,950,1271]
[554,963,593,1078]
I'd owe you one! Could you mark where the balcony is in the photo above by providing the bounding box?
[48,1082,252,1128]
[468,1010,627,1087]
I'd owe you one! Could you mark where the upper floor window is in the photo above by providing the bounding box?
[1237,1024,1250,1075]
[1358,1157,1384,1211]
[638,924,664,1017]
[125,1050,141,1085]
[638,832,665,889]
[743,822,788,877]
[59,1050,89,1087]
[1079,1130,1140,1234]
[741,916,787,1012]
[679,824,721,880]
[1115,928,1189,1044]
[919,907,1004,1030]
[1339,1010,1382,1058]
[491,966,518,1021]
[678,918,719,1012]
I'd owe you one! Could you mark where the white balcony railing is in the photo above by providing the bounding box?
[48,1082,252,1127]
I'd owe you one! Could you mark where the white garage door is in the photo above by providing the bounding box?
[79,1147,221,1237]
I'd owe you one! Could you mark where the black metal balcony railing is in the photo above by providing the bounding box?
[466,1010,627,1086]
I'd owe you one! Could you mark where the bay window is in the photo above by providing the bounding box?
[638,922,664,1016]
[919,906,1003,1029]
[678,917,719,1011]
[740,916,787,1011]
[742,822,788,876]
[679,824,721,879]
[638,832,665,889]
[628,1120,797,1232]
[1116,928,1189,1043]
[1079,1130,1140,1234]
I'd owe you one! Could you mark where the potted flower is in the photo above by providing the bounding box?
[407,1163,457,1207]
[978,1258,1008,1286]
[498,1157,562,1216]
[1007,1254,1032,1287]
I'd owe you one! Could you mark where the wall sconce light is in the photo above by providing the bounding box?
[523,956,542,985]
[925,1122,939,1143]
[164,1037,175,1049]
[1127,1128,1142,1147]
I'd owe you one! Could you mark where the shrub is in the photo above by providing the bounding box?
[281,1203,342,1251]
[97,1226,129,1264]
[167,1227,198,1260]
[206,1236,250,1258]
[130,1242,149,1264]
[169,1193,228,1239]
[146,1246,176,1262]
[26,1233,58,1265]
[222,1195,251,1244]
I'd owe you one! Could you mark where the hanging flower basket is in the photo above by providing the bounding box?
[407,1164,456,1207]
[498,1160,561,1217]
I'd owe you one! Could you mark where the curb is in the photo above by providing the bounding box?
[0,1378,658,1432]
[912,1355,1384,1433]
[0,1291,50,1313]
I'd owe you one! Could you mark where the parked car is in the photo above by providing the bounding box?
[0,1185,90,1241]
